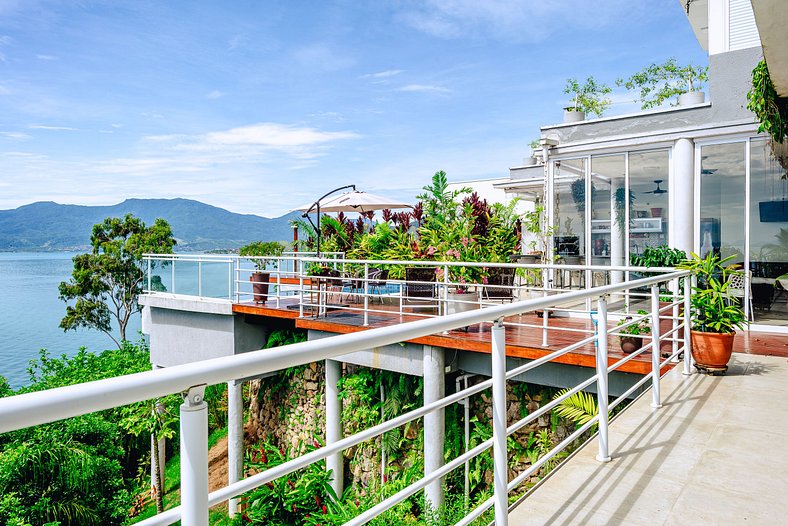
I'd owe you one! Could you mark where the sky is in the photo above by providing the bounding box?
[0,0,708,217]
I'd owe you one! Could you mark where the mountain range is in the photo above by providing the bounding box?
[0,199,302,251]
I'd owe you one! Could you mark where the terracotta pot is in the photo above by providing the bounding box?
[250,271,270,303]
[619,336,643,354]
[690,330,735,369]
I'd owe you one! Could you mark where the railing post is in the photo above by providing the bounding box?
[683,275,694,375]
[147,258,151,292]
[650,284,663,408]
[228,259,233,301]
[299,258,304,318]
[325,359,344,498]
[672,277,679,357]
[227,380,243,517]
[363,263,369,327]
[172,259,176,295]
[443,264,449,317]
[180,385,208,526]
[198,260,203,297]
[595,297,611,463]
[491,319,509,524]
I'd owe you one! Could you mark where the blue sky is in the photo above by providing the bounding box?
[0,0,707,217]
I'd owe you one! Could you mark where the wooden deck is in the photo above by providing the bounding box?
[232,298,682,375]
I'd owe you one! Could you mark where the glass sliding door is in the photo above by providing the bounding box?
[629,151,670,258]
[749,139,788,325]
[553,158,586,264]
[699,142,746,265]
[590,155,626,286]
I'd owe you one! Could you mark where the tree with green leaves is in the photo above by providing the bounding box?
[617,57,708,109]
[563,76,613,117]
[59,214,176,347]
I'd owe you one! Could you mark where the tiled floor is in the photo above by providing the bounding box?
[507,352,788,525]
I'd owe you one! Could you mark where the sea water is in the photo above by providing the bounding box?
[0,252,142,388]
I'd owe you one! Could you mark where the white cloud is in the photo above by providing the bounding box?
[36,54,55,60]
[362,69,404,79]
[293,44,355,71]
[206,90,223,99]
[0,131,31,140]
[398,84,450,94]
[28,124,79,131]
[397,0,640,42]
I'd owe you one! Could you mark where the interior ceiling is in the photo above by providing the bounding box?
[751,0,788,97]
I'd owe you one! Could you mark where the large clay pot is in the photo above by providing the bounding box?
[250,271,270,303]
[619,336,643,354]
[690,330,735,369]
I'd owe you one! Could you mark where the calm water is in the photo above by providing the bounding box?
[0,252,142,388]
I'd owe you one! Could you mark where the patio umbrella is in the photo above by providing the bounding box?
[294,186,411,255]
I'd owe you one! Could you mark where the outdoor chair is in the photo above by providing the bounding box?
[482,266,516,303]
[727,270,754,321]
[368,268,389,304]
[403,266,439,311]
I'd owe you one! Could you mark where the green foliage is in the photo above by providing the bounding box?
[617,58,708,109]
[617,310,651,336]
[563,76,612,117]
[58,214,176,347]
[552,389,598,430]
[240,241,286,270]
[0,376,12,398]
[630,244,687,268]
[678,252,747,334]
[747,59,788,145]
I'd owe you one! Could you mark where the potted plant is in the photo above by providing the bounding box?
[678,253,747,373]
[617,58,708,109]
[239,241,286,303]
[563,76,613,122]
[524,138,541,166]
[616,310,650,354]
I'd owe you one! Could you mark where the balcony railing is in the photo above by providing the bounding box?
[0,267,693,526]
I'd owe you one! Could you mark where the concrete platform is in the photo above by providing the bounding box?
[509,352,788,525]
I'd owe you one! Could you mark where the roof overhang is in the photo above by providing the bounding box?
[681,0,709,51]
[751,0,788,97]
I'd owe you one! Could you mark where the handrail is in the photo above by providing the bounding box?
[0,269,692,526]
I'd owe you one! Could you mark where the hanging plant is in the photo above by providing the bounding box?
[747,59,788,177]
[614,187,635,232]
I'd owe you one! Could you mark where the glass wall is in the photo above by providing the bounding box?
[749,139,788,322]
[590,155,626,267]
[629,151,670,258]
[699,142,746,265]
[553,158,586,263]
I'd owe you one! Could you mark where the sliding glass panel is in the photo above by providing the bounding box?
[750,139,788,324]
[700,142,746,265]
[553,158,586,265]
[629,151,669,258]
[590,155,625,287]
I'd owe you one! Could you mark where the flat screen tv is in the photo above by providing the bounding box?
[759,200,788,223]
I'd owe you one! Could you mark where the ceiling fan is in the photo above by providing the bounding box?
[644,180,667,195]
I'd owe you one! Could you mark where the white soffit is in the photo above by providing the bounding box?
[681,0,709,51]
[751,0,788,97]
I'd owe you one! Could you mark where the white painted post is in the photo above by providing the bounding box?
[198,260,203,297]
[147,258,151,292]
[672,277,679,357]
[227,380,243,517]
[180,385,208,526]
[683,276,694,375]
[364,263,369,327]
[595,297,611,462]
[299,259,304,318]
[423,345,445,513]
[650,285,663,408]
[172,259,176,295]
[325,359,344,498]
[491,321,509,524]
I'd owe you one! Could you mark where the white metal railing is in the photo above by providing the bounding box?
[0,270,692,526]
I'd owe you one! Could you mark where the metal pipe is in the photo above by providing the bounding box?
[227,381,243,516]
[180,386,208,526]
[683,276,693,375]
[650,285,663,408]
[595,296,611,462]
[491,320,509,525]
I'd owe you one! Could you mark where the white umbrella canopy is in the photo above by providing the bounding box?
[293,190,411,213]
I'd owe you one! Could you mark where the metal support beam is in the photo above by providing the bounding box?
[325,359,344,498]
[595,298,612,463]
[180,384,208,526]
[491,321,509,524]
[423,345,445,513]
[227,380,244,517]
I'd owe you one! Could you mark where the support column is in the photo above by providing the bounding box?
[423,345,446,512]
[180,385,208,526]
[672,138,695,254]
[325,359,344,498]
[227,380,244,517]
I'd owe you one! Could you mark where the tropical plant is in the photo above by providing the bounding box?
[630,245,687,268]
[747,59,788,146]
[58,214,176,347]
[563,76,613,117]
[678,252,747,334]
[617,309,651,336]
[552,389,599,430]
[617,58,708,109]
[239,241,286,270]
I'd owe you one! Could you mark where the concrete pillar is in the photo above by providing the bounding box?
[227,380,244,517]
[325,359,344,498]
[423,345,445,512]
[672,138,695,254]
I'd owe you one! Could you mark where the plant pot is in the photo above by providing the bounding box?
[619,336,643,354]
[690,330,735,370]
[563,109,585,123]
[446,292,480,331]
[523,156,537,166]
[250,271,270,303]
[678,91,705,106]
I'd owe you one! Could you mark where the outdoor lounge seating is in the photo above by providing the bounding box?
[403,266,438,311]
[482,266,516,303]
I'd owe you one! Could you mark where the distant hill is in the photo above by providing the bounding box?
[0,199,301,251]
